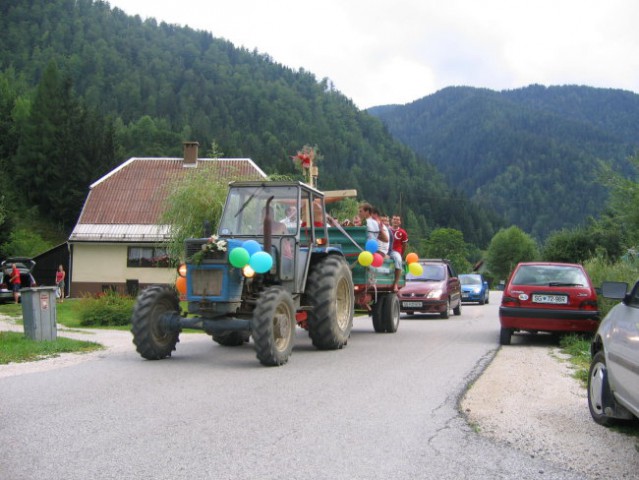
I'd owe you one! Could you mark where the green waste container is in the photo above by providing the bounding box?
[21,287,58,341]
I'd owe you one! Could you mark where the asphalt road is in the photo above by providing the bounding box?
[1,294,588,480]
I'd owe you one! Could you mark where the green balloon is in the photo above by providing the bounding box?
[229,247,250,268]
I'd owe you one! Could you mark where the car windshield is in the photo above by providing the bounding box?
[460,274,481,285]
[511,265,588,287]
[407,264,445,281]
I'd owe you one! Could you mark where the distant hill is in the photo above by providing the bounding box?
[0,0,501,247]
[369,85,639,239]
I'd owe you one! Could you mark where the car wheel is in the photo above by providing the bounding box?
[440,299,450,319]
[453,299,461,316]
[588,351,619,426]
[499,327,512,345]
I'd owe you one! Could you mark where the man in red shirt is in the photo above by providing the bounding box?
[9,263,21,304]
[389,215,409,292]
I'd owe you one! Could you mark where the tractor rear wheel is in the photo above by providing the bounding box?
[131,285,180,360]
[252,287,296,366]
[305,255,354,349]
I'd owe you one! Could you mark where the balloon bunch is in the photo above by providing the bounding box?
[405,252,423,276]
[357,239,385,267]
[228,240,273,274]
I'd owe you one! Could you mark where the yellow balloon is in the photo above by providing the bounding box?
[408,262,423,276]
[358,251,373,267]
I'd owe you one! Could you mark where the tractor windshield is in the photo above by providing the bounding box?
[218,185,300,236]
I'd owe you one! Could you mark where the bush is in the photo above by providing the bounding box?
[584,254,639,318]
[76,291,135,327]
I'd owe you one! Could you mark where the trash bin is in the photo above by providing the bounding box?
[21,287,58,341]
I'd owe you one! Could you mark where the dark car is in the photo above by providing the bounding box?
[0,257,37,303]
[588,280,639,426]
[460,273,489,305]
[397,259,462,318]
[499,262,599,345]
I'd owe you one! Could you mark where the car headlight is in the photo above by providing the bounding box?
[427,289,443,299]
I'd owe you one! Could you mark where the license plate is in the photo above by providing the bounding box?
[402,301,422,308]
[462,293,469,298]
[532,294,568,304]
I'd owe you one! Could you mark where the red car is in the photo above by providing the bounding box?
[397,259,462,319]
[499,262,599,345]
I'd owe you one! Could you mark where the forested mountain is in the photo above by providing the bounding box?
[368,86,639,239]
[0,0,503,250]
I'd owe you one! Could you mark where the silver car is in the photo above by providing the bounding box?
[588,281,639,426]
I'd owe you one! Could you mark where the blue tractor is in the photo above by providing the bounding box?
[130,181,354,366]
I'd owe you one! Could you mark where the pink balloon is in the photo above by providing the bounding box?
[372,253,384,267]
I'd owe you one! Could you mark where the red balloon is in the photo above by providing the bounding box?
[372,253,384,267]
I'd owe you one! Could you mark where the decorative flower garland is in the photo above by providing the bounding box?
[201,234,228,253]
[190,235,228,264]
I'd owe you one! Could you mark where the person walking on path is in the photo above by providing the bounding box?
[9,263,21,304]
[55,265,66,302]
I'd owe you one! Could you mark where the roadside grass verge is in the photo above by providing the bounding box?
[559,334,591,386]
[0,331,103,364]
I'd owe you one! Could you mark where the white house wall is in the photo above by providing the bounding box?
[72,243,175,286]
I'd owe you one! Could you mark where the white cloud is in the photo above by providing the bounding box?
[108,0,639,108]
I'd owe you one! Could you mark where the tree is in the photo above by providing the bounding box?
[486,226,538,281]
[13,60,115,229]
[599,153,639,249]
[542,228,595,263]
[424,228,472,274]
[160,168,230,264]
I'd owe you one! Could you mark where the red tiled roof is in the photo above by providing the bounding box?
[77,158,266,225]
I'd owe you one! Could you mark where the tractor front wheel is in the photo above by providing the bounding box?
[131,285,181,360]
[252,287,296,366]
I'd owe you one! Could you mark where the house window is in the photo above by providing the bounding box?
[127,247,170,268]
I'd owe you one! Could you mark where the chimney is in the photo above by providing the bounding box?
[183,141,199,167]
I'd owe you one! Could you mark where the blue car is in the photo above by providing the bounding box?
[459,273,489,305]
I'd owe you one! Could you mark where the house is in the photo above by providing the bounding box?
[68,142,267,297]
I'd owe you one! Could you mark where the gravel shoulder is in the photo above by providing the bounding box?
[2,315,638,478]
[461,344,638,479]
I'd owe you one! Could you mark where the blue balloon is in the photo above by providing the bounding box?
[249,251,273,274]
[243,240,262,256]
[365,239,378,254]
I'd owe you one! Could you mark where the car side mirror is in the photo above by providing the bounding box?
[601,281,628,300]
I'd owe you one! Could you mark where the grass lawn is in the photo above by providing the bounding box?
[0,331,103,364]
[0,299,107,364]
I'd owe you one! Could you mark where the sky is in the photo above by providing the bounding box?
[107,0,639,110]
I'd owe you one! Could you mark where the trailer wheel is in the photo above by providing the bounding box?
[305,255,354,350]
[213,332,250,346]
[372,297,385,333]
[252,287,296,366]
[131,285,180,360]
[382,294,400,333]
